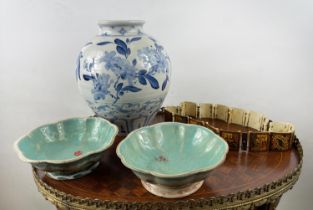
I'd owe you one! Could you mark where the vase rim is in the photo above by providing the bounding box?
[97,20,145,27]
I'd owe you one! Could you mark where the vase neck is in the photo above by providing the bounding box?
[97,20,145,36]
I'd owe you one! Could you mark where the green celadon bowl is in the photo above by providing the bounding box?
[116,122,229,198]
[14,117,118,180]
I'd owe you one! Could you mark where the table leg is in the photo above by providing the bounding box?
[56,205,70,210]
[255,196,281,210]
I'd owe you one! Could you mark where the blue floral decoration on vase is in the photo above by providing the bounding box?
[76,20,171,134]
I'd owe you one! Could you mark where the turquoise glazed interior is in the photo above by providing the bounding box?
[117,122,229,180]
[14,117,118,179]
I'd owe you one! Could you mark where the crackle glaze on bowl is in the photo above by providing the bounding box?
[116,122,229,198]
[14,117,118,180]
[76,20,171,134]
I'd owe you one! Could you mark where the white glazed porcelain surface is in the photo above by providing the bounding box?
[76,20,171,134]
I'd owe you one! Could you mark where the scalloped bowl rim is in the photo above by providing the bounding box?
[14,117,119,164]
[116,122,229,178]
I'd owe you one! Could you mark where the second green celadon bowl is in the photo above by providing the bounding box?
[116,122,229,198]
[14,117,118,180]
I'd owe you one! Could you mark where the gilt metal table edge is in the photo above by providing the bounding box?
[32,138,303,210]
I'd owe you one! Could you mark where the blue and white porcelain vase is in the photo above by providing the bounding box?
[76,20,171,134]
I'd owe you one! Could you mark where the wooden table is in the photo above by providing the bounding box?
[32,113,303,210]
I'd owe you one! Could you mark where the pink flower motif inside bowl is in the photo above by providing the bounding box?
[74,151,82,156]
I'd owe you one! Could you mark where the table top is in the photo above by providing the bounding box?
[33,112,303,210]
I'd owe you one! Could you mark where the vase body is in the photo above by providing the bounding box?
[76,20,171,134]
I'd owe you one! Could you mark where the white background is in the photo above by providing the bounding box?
[1,0,312,209]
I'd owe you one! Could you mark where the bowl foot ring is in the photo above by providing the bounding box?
[141,180,204,198]
[46,161,100,180]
